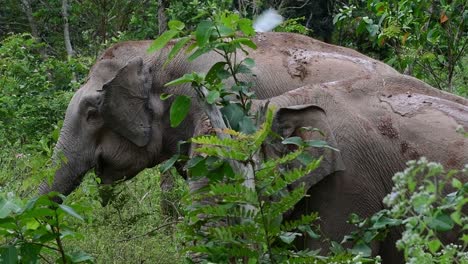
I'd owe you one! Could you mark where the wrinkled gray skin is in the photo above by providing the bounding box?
[39,32,467,263]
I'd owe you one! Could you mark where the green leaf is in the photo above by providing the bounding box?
[298,225,320,239]
[426,212,454,232]
[159,93,173,100]
[165,36,191,66]
[450,211,462,225]
[243,58,255,68]
[297,152,314,166]
[148,30,179,53]
[0,195,22,218]
[187,46,212,61]
[165,73,196,86]
[220,103,245,131]
[349,242,372,257]
[232,38,257,49]
[239,18,255,36]
[206,90,220,104]
[20,243,41,264]
[58,204,84,221]
[205,61,227,84]
[170,95,191,127]
[330,241,345,254]
[452,178,462,189]
[159,154,179,174]
[279,232,300,244]
[196,20,214,46]
[428,239,442,253]
[282,136,304,146]
[168,20,185,31]
[238,116,256,134]
[305,140,339,151]
[0,245,17,264]
[68,250,94,263]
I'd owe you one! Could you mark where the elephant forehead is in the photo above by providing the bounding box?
[86,59,126,91]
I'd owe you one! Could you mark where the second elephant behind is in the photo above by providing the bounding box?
[189,75,468,263]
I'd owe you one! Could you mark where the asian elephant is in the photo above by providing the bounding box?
[39,32,467,263]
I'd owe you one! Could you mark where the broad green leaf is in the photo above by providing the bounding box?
[297,152,314,165]
[187,46,212,62]
[298,225,320,239]
[239,18,255,36]
[426,212,454,232]
[0,245,17,264]
[239,116,256,134]
[428,239,442,253]
[148,30,179,53]
[206,90,220,104]
[165,36,191,66]
[205,61,226,84]
[220,103,245,131]
[282,136,304,146]
[58,204,84,221]
[349,242,372,257]
[170,95,191,127]
[279,232,300,244]
[20,243,41,264]
[236,64,251,74]
[451,211,462,225]
[168,20,185,31]
[243,58,255,68]
[159,154,179,174]
[330,241,345,254]
[0,195,22,218]
[217,25,235,37]
[68,250,94,263]
[452,178,462,189]
[165,73,195,86]
[196,20,214,46]
[305,140,339,151]
[232,38,257,49]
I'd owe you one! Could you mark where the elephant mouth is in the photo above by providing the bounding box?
[94,156,138,184]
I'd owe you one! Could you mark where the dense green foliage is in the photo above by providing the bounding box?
[0,0,467,263]
[334,0,467,95]
[0,34,90,145]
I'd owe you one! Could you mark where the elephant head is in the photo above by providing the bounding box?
[39,57,165,196]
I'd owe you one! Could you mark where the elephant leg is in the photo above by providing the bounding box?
[287,171,398,261]
[379,227,404,264]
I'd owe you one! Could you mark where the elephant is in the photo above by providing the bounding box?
[38,32,467,263]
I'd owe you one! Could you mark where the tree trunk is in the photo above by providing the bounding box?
[158,0,168,35]
[20,0,39,40]
[62,0,74,58]
[20,0,47,58]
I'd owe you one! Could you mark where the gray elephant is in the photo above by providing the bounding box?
[39,32,467,263]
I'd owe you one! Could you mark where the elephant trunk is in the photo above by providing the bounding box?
[38,126,95,197]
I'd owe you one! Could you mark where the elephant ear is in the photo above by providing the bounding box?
[273,104,345,190]
[101,57,152,147]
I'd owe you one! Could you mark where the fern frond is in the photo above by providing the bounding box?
[281,213,320,232]
[210,183,259,205]
[195,146,249,160]
[282,157,321,183]
[251,107,275,150]
[192,134,241,148]
[265,185,306,219]
[256,149,304,179]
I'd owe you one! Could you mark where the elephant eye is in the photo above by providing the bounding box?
[86,108,99,121]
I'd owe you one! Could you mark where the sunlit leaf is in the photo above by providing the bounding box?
[148,30,179,53]
[58,204,84,221]
[170,95,191,127]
